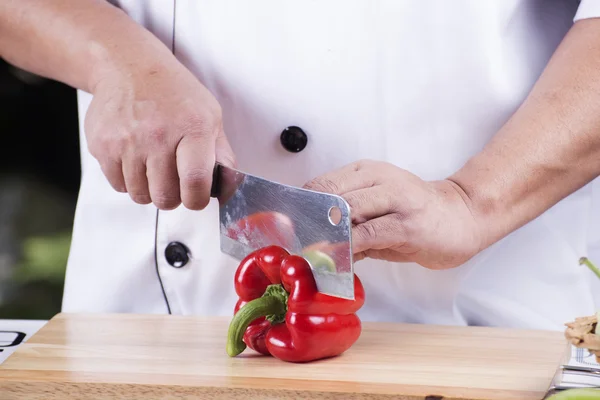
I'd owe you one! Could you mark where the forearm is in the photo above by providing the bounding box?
[450,18,600,249]
[0,0,176,93]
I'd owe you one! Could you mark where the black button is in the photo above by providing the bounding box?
[164,242,190,268]
[280,126,308,153]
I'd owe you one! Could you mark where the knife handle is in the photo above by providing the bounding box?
[210,163,222,198]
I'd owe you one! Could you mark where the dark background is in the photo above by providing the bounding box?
[0,59,80,320]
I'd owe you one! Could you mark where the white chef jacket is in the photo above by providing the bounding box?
[62,0,600,331]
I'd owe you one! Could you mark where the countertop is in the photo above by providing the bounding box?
[0,313,569,399]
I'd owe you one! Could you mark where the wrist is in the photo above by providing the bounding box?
[84,15,178,94]
[446,160,513,252]
[431,179,487,261]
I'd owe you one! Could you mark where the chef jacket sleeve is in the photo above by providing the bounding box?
[574,0,600,21]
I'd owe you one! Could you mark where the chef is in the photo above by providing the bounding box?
[1,0,600,331]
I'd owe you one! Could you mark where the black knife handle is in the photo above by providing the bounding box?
[210,163,222,198]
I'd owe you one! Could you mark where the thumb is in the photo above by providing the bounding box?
[211,127,240,203]
[215,126,236,168]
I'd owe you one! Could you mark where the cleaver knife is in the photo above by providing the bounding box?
[210,163,355,300]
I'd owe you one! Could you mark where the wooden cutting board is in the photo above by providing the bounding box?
[0,313,568,400]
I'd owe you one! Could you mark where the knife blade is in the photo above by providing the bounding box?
[210,163,355,300]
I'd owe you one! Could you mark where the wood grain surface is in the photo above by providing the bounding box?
[0,313,568,400]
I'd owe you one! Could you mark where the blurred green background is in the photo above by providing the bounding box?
[0,59,79,320]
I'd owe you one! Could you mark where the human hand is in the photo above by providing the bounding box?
[84,56,235,210]
[303,160,483,270]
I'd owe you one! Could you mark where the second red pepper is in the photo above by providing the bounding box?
[226,245,366,363]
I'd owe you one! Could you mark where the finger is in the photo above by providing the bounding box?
[354,249,416,263]
[211,128,238,203]
[122,155,151,204]
[352,215,407,255]
[146,151,181,210]
[99,158,126,193]
[344,186,394,224]
[176,134,215,210]
[302,160,379,195]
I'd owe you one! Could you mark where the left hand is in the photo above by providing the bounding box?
[303,160,483,270]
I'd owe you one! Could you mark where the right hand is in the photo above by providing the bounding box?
[84,58,235,211]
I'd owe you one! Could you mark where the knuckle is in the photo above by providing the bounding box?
[354,251,367,262]
[389,211,406,225]
[153,194,181,210]
[88,134,112,158]
[354,159,373,170]
[87,140,101,158]
[388,214,409,242]
[306,178,340,194]
[146,125,168,148]
[85,124,103,150]
[130,193,151,205]
[346,191,368,209]
[107,177,126,193]
[356,223,378,241]
[108,129,134,153]
[181,167,211,188]
[356,159,389,172]
[194,100,223,123]
[88,127,134,159]
[179,109,222,137]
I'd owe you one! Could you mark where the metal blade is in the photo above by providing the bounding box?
[211,163,355,299]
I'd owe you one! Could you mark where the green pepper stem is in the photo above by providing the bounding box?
[546,388,600,400]
[303,250,337,273]
[226,284,288,357]
[581,257,600,281]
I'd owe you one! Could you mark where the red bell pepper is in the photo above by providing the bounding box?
[226,245,365,363]
[226,211,297,252]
